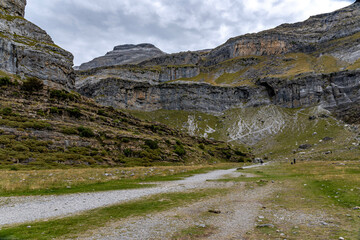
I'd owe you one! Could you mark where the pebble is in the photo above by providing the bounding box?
[257,224,274,228]
[339,237,345,240]
[208,209,221,214]
[258,216,264,219]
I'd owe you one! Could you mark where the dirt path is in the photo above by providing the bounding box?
[0,165,265,226]
[78,182,278,240]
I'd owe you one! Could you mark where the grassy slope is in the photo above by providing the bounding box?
[0,75,252,170]
[128,106,360,161]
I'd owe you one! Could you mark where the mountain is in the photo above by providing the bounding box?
[0,0,74,89]
[78,44,166,71]
[0,1,253,168]
[76,2,360,126]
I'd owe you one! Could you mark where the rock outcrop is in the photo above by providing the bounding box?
[76,2,360,123]
[0,0,74,89]
[78,44,165,71]
[0,0,26,17]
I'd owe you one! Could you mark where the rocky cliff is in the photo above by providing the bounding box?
[0,0,74,89]
[76,2,360,124]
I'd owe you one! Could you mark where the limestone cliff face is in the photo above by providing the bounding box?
[205,2,360,66]
[76,2,360,123]
[77,70,360,122]
[0,0,74,89]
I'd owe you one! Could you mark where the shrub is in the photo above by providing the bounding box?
[22,77,43,92]
[61,127,78,135]
[174,144,186,157]
[77,126,95,138]
[150,125,161,132]
[50,107,62,114]
[0,76,13,86]
[0,107,13,116]
[66,108,81,118]
[37,110,46,117]
[199,144,205,150]
[50,90,78,101]
[234,150,247,157]
[144,139,159,150]
[121,138,130,143]
[123,148,133,157]
[97,109,108,117]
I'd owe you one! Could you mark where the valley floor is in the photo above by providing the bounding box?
[0,161,359,240]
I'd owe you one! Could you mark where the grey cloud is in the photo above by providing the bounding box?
[26,0,353,65]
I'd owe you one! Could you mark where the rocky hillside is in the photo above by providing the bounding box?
[76,2,360,126]
[0,0,74,89]
[0,73,252,168]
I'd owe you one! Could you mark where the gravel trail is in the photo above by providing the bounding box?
[0,165,264,226]
[78,178,277,239]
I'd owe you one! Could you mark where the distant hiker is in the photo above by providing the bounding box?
[260,159,264,165]
[293,158,296,164]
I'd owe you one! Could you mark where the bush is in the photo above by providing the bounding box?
[77,126,95,138]
[174,144,186,157]
[66,108,81,118]
[121,138,130,143]
[22,77,43,92]
[199,144,205,150]
[0,76,13,86]
[50,90,78,101]
[144,139,159,150]
[97,109,108,117]
[61,127,78,135]
[0,107,13,116]
[123,148,133,157]
[37,110,46,117]
[50,107,62,114]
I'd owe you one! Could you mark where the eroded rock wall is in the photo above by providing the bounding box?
[0,0,74,89]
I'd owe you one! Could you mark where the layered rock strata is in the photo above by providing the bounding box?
[0,0,74,88]
[76,2,360,123]
[79,44,165,71]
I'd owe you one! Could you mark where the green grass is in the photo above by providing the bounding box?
[0,164,240,197]
[0,179,154,197]
[172,225,216,239]
[0,189,226,240]
[231,161,360,239]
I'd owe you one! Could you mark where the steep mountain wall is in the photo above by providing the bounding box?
[76,2,360,124]
[0,0,74,89]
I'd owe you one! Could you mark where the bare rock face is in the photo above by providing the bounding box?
[205,2,360,66]
[0,0,26,17]
[76,2,360,123]
[0,0,74,89]
[78,44,165,71]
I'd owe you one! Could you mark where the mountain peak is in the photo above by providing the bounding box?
[79,43,165,70]
[113,43,157,51]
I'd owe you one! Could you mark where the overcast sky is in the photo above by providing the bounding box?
[25,0,353,66]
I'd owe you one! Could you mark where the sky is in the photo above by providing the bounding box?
[25,0,354,66]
